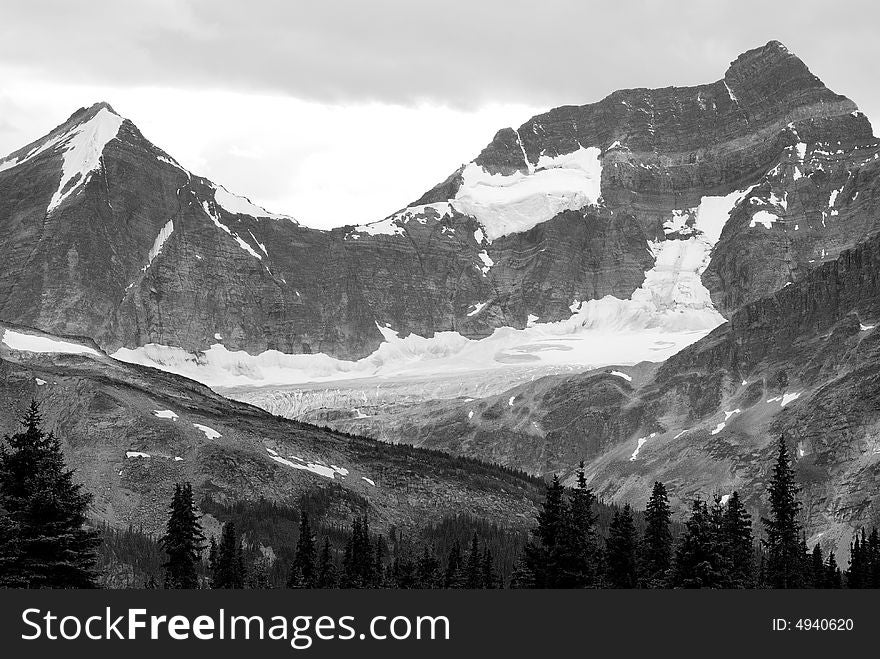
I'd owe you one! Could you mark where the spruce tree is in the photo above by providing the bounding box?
[317,537,338,588]
[561,463,599,587]
[417,544,441,589]
[160,483,205,589]
[465,533,483,588]
[640,481,672,587]
[605,504,638,588]
[762,437,804,588]
[444,540,464,588]
[0,401,99,588]
[481,548,496,589]
[721,492,754,588]
[524,475,567,587]
[671,499,723,588]
[810,544,824,589]
[288,511,316,587]
[825,551,842,588]
[211,521,244,588]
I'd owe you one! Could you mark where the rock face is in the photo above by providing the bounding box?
[0,321,541,535]
[1,42,876,362]
[311,227,880,555]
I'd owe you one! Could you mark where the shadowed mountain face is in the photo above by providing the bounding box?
[1,41,876,365]
[0,321,541,535]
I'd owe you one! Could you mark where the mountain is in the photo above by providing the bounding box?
[0,321,541,535]
[296,195,880,556]
[2,41,876,388]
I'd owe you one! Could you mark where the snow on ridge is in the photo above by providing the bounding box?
[213,184,295,221]
[201,201,264,260]
[610,370,632,381]
[0,107,123,213]
[451,146,602,241]
[2,329,99,356]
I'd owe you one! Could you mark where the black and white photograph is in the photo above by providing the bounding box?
[0,0,877,654]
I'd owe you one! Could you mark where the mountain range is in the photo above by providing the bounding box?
[2,40,879,554]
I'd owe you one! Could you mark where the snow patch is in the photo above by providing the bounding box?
[2,329,99,356]
[34,378,47,386]
[780,392,801,407]
[126,451,150,459]
[213,184,295,221]
[143,220,174,271]
[711,422,725,435]
[610,370,632,382]
[452,146,602,240]
[630,433,656,461]
[193,423,221,439]
[201,201,264,260]
[153,410,178,420]
[477,250,494,275]
[362,476,376,486]
[750,210,778,229]
[467,302,488,317]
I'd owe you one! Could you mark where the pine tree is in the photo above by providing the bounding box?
[0,401,100,587]
[444,540,464,588]
[605,504,637,588]
[317,537,338,588]
[416,544,441,589]
[825,551,842,588]
[481,548,496,589]
[160,483,205,589]
[762,437,804,588]
[288,511,316,587]
[671,499,723,588]
[721,492,754,588]
[465,533,483,588]
[810,544,824,589]
[523,475,567,587]
[639,481,672,587]
[211,521,244,588]
[247,555,273,589]
[560,463,599,588]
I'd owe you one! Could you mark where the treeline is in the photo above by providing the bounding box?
[3,401,880,589]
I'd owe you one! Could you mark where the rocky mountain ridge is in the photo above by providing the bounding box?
[1,41,876,370]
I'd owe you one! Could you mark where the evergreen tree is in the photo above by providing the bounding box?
[810,544,824,589]
[560,463,600,587]
[762,437,804,588]
[317,537,338,588]
[523,475,567,587]
[288,511,316,587]
[416,544,441,589]
[824,551,842,588]
[721,492,754,588]
[465,533,483,588]
[444,540,464,588]
[639,481,672,587]
[481,548,496,589]
[0,401,99,588]
[605,504,638,588]
[160,483,205,589]
[247,555,273,589]
[671,499,723,588]
[211,521,244,588]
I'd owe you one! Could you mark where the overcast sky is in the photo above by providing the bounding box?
[1,0,877,228]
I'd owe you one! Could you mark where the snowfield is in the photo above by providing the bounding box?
[451,146,602,240]
[2,329,99,356]
[112,186,750,391]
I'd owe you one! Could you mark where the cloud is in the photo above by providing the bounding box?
[1,0,878,115]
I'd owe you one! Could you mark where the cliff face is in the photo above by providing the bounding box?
[0,42,877,364]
